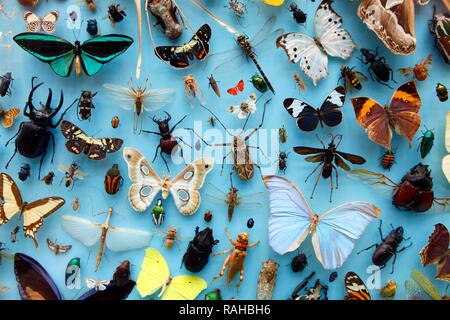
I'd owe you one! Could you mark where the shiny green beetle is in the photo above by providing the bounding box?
[419,129,434,159]
[250,74,268,93]
[152,198,164,226]
[205,288,222,300]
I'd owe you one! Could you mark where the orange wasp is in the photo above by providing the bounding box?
[398,54,432,81]
[211,228,260,289]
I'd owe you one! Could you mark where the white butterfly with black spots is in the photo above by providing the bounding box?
[276,0,356,86]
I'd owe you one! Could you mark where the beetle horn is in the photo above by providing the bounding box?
[151,115,159,124]
[28,80,45,112]
[164,111,171,122]
[45,88,53,109]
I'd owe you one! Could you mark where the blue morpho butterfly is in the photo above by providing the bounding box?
[13,32,133,77]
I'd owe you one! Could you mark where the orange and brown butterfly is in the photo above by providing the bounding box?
[344,272,371,300]
[227,80,244,96]
[0,106,19,128]
[351,81,422,151]
[419,223,450,282]
[398,54,432,81]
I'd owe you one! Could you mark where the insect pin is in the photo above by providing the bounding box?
[152,198,164,226]
[436,83,448,102]
[208,74,221,97]
[380,150,395,170]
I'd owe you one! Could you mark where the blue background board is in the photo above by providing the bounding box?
[0,0,449,300]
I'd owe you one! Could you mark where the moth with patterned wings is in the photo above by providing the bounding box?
[276,0,356,86]
[123,147,214,216]
[60,120,123,160]
[0,173,65,248]
[23,11,59,34]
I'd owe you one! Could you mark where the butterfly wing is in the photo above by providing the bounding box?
[40,11,59,34]
[80,34,133,76]
[105,226,152,252]
[13,33,75,77]
[264,175,314,255]
[169,158,214,216]
[351,97,392,150]
[23,11,42,33]
[344,272,371,300]
[190,24,211,61]
[314,0,355,59]
[0,173,23,224]
[419,223,450,280]
[312,202,381,270]
[162,276,207,300]
[276,33,328,86]
[14,253,63,300]
[22,197,65,247]
[123,147,163,212]
[136,248,170,298]
[283,98,320,131]
[86,137,124,160]
[1,108,20,128]
[318,86,345,127]
[60,215,102,247]
[388,81,421,147]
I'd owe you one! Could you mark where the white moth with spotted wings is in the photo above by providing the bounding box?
[276,0,356,86]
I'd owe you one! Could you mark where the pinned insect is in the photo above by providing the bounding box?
[85,1,96,12]
[187,100,270,182]
[208,116,216,127]
[329,271,338,283]
[256,259,279,300]
[359,48,396,88]
[289,2,307,25]
[46,238,72,255]
[86,19,98,36]
[247,218,255,229]
[293,73,306,92]
[204,210,213,222]
[211,228,260,289]
[418,129,434,159]
[205,184,264,222]
[225,0,247,22]
[108,4,126,27]
[380,280,397,299]
[57,161,87,189]
[10,226,19,243]
[292,274,328,300]
[279,126,287,144]
[399,54,432,81]
[152,199,164,225]
[77,90,96,121]
[104,79,176,135]
[276,151,289,174]
[358,220,412,274]
[381,150,396,170]
[104,164,123,195]
[142,112,189,172]
[405,269,449,300]
[111,116,120,128]
[5,77,76,178]
[73,197,79,211]
[419,223,450,281]
[344,272,371,300]
[146,0,183,40]
[250,74,268,93]
[155,226,183,250]
[18,164,31,182]
[208,74,221,97]
[227,80,244,96]
[339,66,367,92]
[294,134,366,201]
[113,260,131,287]
[42,171,55,185]
[291,252,308,272]
[0,105,20,128]
[351,163,450,212]
[205,289,222,300]
[436,83,448,102]
[0,72,13,97]
[228,94,257,119]
[184,74,206,107]
[182,227,219,273]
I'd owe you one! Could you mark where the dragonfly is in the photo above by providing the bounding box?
[205,183,264,222]
[60,208,152,271]
[192,0,283,94]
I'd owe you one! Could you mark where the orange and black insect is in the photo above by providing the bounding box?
[111,115,120,128]
[339,66,367,92]
[380,150,395,170]
[104,164,123,195]
[398,54,432,81]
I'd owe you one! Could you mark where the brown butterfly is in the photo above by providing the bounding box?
[351,81,422,150]
[420,224,450,282]
[0,106,19,128]
[46,238,72,255]
[60,120,123,160]
[344,272,371,300]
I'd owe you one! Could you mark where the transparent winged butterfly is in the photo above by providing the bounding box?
[276,0,355,86]
[123,147,214,216]
[283,86,346,131]
[23,11,59,34]
[0,173,65,248]
[264,176,380,270]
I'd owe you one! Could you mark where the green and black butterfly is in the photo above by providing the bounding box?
[13,33,133,77]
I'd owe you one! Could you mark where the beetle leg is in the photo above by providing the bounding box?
[389,66,397,84]
[396,242,413,253]
[310,166,324,199]
[152,145,161,162]
[253,163,264,181]
[356,243,378,254]
[224,228,236,246]
[5,143,18,169]
[49,132,56,164]
[142,130,163,136]
[5,122,23,147]
[178,144,187,166]
[51,99,77,128]
[247,145,268,161]
[38,148,48,180]
[160,150,170,173]
[220,150,233,176]
[244,99,270,141]
[184,128,232,147]
[378,220,384,241]
[329,168,334,202]
[376,77,394,89]
[390,253,397,274]
[169,115,187,134]
[176,136,191,148]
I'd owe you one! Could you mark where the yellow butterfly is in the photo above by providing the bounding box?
[136,248,207,300]
[0,106,19,128]
[261,0,285,6]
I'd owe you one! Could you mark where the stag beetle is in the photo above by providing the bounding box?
[182,227,219,273]
[5,77,76,178]
[142,111,189,172]
[358,220,412,274]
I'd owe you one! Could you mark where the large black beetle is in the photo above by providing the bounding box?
[182,227,219,273]
[5,77,76,178]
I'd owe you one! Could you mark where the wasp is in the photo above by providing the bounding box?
[339,66,367,92]
[399,54,432,81]
[155,226,183,250]
[57,161,87,189]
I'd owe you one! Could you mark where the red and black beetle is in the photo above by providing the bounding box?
[104,163,123,195]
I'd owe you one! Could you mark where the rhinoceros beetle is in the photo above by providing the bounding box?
[5,77,76,178]
[182,227,219,273]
